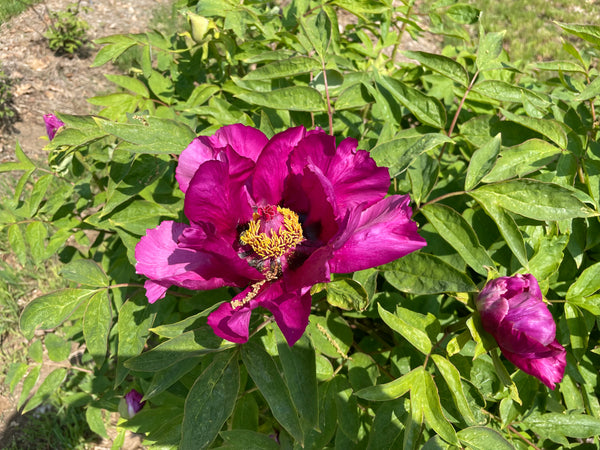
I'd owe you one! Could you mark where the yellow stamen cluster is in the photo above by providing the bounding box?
[240,206,304,259]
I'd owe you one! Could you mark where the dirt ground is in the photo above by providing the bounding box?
[0,0,171,162]
[0,1,169,447]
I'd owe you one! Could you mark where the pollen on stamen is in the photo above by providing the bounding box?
[240,206,304,259]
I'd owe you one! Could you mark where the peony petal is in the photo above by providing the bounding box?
[177,223,263,284]
[500,340,566,389]
[252,126,306,205]
[501,293,556,347]
[476,278,510,333]
[289,132,390,217]
[209,123,269,162]
[259,283,312,346]
[184,159,253,240]
[135,221,234,302]
[207,298,254,344]
[328,195,426,273]
[43,113,65,140]
[175,137,215,193]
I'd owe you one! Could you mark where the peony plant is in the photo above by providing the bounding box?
[135,125,426,344]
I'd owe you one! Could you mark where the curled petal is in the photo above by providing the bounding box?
[290,132,390,216]
[207,298,254,344]
[175,137,215,193]
[501,340,567,390]
[329,195,427,273]
[261,289,312,346]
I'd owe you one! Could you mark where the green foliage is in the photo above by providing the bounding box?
[0,0,42,24]
[43,2,89,55]
[2,0,600,448]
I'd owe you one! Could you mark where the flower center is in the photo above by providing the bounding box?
[240,205,304,259]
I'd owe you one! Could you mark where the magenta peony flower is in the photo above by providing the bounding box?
[43,113,65,140]
[119,389,145,418]
[476,274,566,389]
[135,124,426,345]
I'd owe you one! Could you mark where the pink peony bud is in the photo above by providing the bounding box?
[43,113,65,140]
[476,274,566,389]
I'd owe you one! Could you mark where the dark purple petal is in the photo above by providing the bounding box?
[289,132,390,216]
[125,389,145,415]
[184,159,253,240]
[252,126,306,205]
[328,195,427,273]
[500,340,567,390]
[476,274,566,389]
[43,113,65,140]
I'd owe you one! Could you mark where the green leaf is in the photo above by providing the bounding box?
[523,412,600,443]
[145,357,202,400]
[28,340,43,363]
[324,278,368,311]
[335,82,373,110]
[556,22,600,47]
[431,355,478,426]
[116,292,157,387]
[412,369,459,445]
[241,339,303,444]
[528,234,568,282]
[476,30,505,71]
[124,328,231,372]
[470,197,528,267]
[25,221,47,265]
[91,35,137,67]
[107,200,176,235]
[481,139,563,182]
[332,0,388,15]
[472,80,549,109]
[457,426,515,449]
[566,262,600,299]
[150,305,219,339]
[422,204,494,275]
[105,74,149,97]
[564,303,589,361]
[446,4,480,24]
[0,141,35,173]
[378,304,432,355]
[83,291,112,367]
[236,86,327,112]
[22,368,67,414]
[6,363,28,394]
[378,75,447,128]
[25,174,53,216]
[404,51,470,87]
[86,406,109,439]
[465,134,501,190]
[300,9,331,58]
[276,333,318,430]
[408,153,439,205]
[332,375,360,442]
[355,367,424,401]
[219,430,280,450]
[306,312,353,359]
[45,334,72,362]
[243,56,321,81]
[18,365,41,410]
[382,252,477,295]
[8,224,27,266]
[370,133,452,177]
[95,116,196,154]
[60,259,109,287]
[530,60,586,74]
[501,110,568,149]
[181,351,239,450]
[470,179,595,221]
[577,76,600,101]
[20,289,95,339]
